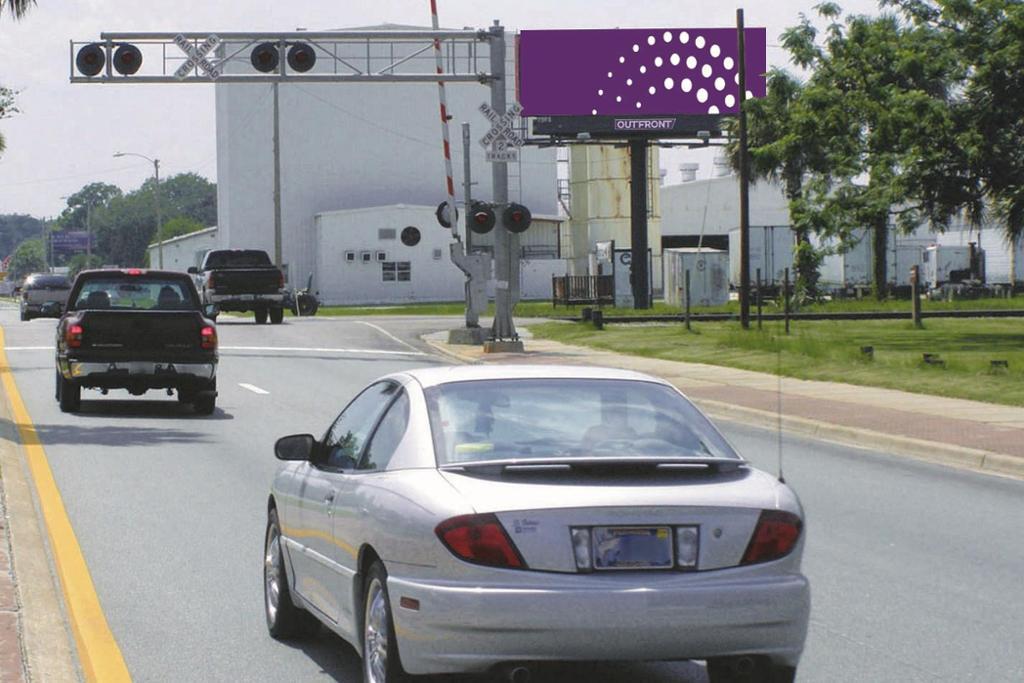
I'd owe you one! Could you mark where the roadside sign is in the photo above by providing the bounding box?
[174,34,222,80]
[479,102,524,163]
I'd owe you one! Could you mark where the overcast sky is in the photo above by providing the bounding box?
[0,0,879,219]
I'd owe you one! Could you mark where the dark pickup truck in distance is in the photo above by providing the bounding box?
[189,249,286,324]
[55,269,218,414]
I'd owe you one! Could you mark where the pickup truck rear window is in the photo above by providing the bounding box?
[71,278,197,311]
[204,250,272,268]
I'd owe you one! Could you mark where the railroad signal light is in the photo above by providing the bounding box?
[112,44,143,75]
[471,201,496,234]
[435,201,458,229]
[251,42,280,73]
[287,43,316,72]
[503,203,532,234]
[76,43,105,77]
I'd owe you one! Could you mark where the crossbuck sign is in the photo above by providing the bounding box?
[174,34,222,80]
[479,102,524,163]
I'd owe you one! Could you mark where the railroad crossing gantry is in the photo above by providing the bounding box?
[70,26,525,342]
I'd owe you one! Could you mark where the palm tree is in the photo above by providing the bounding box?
[2,0,35,19]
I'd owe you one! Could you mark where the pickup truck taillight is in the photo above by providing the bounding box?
[200,325,217,350]
[278,272,285,290]
[65,322,84,348]
[206,273,218,289]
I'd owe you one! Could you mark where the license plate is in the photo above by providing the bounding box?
[592,526,673,570]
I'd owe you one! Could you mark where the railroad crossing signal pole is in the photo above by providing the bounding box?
[487,21,519,345]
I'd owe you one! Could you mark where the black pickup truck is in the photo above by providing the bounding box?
[189,249,286,324]
[54,269,219,414]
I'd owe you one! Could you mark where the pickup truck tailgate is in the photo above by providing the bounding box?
[75,311,209,361]
[209,268,281,295]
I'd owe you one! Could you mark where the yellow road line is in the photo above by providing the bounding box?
[0,327,131,682]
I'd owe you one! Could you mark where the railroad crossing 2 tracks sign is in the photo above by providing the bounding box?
[174,34,222,80]
[479,102,524,163]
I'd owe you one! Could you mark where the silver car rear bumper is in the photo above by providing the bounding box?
[389,569,810,675]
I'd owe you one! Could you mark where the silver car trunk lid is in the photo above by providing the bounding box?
[438,467,787,573]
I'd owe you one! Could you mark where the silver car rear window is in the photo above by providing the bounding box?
[424,378,739,465]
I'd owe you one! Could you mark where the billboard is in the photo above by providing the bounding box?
[518,28,767,117]
[50,231,91,254]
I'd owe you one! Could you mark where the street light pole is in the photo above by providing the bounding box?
[113,151,163,268]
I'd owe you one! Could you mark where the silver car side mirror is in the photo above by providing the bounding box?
[275,434,316,461]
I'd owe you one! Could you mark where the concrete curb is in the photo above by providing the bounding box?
[422,337,1024,480]
[0,385,81,681]
[693,399,1024,480]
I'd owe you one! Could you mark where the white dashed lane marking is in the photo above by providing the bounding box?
[238,383,270,395]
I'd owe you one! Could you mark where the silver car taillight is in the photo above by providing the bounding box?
[570,527,592,571]
[675,526,699,569]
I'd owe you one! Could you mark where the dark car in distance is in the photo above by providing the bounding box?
[55,269,219,414]
[20,273,71,321]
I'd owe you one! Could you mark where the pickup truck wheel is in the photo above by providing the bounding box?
[269,307,284,325]
[177,388,196,404]
[255,308,269,325]
[58,375,81,413]
[193,393,216,415]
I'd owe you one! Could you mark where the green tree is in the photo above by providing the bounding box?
[729,68,831,298]
[88,172,216,266]
[66,253,104,278]
[776,5,965,299]
[9,239,45,280]
[152,172,217,228]
[0,0,35,19]
[0,85,17,156]
[161,216,205,240]
[884,0,1024,241]
[0,214,42,258]
[56,182,122,232]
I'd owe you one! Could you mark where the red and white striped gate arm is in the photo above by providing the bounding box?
[430,0,458,236]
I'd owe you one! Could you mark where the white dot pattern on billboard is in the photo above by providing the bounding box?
[517,27,767,117]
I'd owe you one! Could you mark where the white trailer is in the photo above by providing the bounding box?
[923,245,985,289]
[728,226,794,288]
[815,230,872,290]
[663,248,730,307]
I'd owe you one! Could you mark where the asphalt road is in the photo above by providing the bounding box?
[2,309,1022,682]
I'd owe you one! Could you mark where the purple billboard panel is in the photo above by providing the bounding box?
[518,28,767,117]
[50,231,91,254]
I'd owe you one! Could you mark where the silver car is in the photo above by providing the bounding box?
[264,365,809,683]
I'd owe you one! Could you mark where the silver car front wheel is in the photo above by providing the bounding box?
[363,562,407,683]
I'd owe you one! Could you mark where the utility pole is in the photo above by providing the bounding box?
[86,202,92,260]
[737,8,752,330]
[461,122,478,328]
[154,158,163,269]
[629,139,650,309]
[488,20,518,343]
[272,81,283,271]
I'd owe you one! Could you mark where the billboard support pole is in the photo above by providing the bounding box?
[629,139,651,309]
[737,8,752,330]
